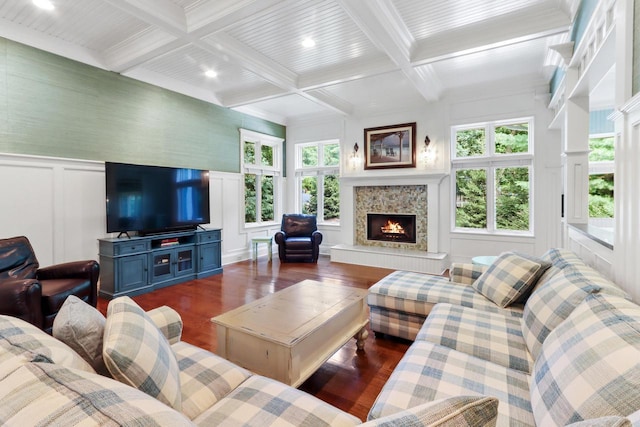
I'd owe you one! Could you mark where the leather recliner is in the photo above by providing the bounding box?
[0,236,100,333]
[274,214,323,263]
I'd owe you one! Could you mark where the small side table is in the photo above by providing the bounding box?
[251,236,273,262]
[472,255,497,266]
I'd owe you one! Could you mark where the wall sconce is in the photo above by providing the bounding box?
[349,142,362,170]
[420,135,435,163]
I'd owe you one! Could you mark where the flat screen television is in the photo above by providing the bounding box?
[105,162,210,236]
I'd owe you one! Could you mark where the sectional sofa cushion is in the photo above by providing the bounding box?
[52,295,108,375]
[522,263,627,359]
[0,362,194,426]
[103,296,182,411]
[172,341,252,420]
[416,303,533,373]
[0,315,94,374]
[530,293,640,426]
[368,269,524,340]
[472,252,545,308]
[368,340,534,426]
[565,418,631,427]
[361,396,498,427]
[193,374,361,426]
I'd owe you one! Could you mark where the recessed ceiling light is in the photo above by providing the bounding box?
[301,37,316,48]
[33,0,55,10]
[205,70,218,78]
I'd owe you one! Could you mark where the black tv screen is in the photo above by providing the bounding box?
[105,162,210,235]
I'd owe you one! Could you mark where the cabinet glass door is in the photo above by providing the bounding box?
[176,248,194,276]
[152,251,173,281]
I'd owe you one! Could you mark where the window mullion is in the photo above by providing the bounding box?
[317,176,325,222]
[487,167,496,232]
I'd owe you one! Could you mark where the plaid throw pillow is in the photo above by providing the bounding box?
[530,294,640,426]
[472,252,543,308]
[565,417,631,427]
[103,296,182,411]
[361,395,498,426]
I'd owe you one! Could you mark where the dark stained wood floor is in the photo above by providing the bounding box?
[97,255,411,422]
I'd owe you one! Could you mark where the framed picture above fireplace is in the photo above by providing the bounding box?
[364,122,416,170]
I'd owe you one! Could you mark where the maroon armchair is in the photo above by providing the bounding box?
[0,236,99,333]
[274,214,323,263]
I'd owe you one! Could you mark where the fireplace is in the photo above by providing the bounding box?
[367,213,417,244]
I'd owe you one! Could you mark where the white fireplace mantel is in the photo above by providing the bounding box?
[341,173,447,188]
[333,173,449,274]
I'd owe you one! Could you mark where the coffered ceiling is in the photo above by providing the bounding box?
[0,0,577,124]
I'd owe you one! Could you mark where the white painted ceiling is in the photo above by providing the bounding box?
[0,0,577,124]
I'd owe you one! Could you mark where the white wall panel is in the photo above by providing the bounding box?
[62,166,106,263]
[0,154,104,267]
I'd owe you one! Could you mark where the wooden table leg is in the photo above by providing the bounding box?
[354,327,368,352]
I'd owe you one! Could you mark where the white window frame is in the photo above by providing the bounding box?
[295,139,340,225]
[241,128,283,228]
[450,117,534,236]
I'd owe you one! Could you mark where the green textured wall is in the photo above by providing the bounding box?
[0,37,285,173]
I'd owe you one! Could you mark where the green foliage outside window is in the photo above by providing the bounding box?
[323,144,340,166]
[589,173,614,218]
[323,175,340,221]
[302,146,318,167]
[589,137,614,161]
[261,145,273,167]
[261,176,274,221]
[244,174,256,223]
[456,128,485,157]
[588,136,614,218]
[496,167,529,230]
[495,124,528,154]
[244,142,255,164]
[302,176,317,215]
[455,169,487,229]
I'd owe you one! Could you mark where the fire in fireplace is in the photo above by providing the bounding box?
[367,213,417,244]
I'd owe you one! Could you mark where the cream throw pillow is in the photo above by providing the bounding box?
[52,295,109,376]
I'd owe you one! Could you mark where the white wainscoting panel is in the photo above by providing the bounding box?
[0,154,103,266]
[62,166,106,263]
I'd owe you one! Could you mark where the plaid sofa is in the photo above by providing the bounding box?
[367,249,640,425]
[0,300,502,426]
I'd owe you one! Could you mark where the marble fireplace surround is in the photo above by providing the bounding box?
[356,185,426,250]
[331,174,449,274]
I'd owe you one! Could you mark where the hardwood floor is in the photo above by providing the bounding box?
[96,255,411,422]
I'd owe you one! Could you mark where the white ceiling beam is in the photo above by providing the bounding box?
[0,18,107,69]
[337,0,443,102]
[412,1,571,66]
[303,89,355,116]
[218,85,288,108]
[202,33,298,91]
[103,29,185,72]
[122,67,223,105]
[186,0,286,33]
[103,0,188,33]
[223,79,356,118]
[298,56,396,91]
